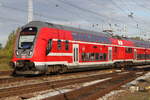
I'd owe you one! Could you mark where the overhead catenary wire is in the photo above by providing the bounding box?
[118,0,150,36]
[84,0,150,39]
[0,3,70,22]
[40,0,91,23]
[51,0,150,39]
[0,16,24,24]
[0,0,150,40]
[55,0,133,32]
[56,0,106,22]
[85,0,135,30]
[0,1,102,33]
[117,0,150,26]
[40,0,104,31]
[109,0,150,34]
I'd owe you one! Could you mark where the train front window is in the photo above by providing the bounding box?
[18,27,37,49]
[19,35,35,49]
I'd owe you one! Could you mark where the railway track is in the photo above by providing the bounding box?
[0,70,145,99]
[0,70,12,76]
[0,70,123,98]
[0,69,115,88]
[43,71,143,100]
[0,65,149,99]
[0,65,149,86]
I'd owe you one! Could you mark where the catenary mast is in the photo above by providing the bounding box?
[28,0,33,22]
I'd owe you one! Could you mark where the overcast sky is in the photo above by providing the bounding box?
[0,0,150,46]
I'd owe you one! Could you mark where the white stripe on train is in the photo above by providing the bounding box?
[52,39,150,50]
[47,53,73,56]
[34,59,150,66]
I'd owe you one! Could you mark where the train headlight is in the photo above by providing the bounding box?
[16,50,19,56]
[29,51,33,56]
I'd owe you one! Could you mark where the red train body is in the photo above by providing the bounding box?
[11,21,150,75]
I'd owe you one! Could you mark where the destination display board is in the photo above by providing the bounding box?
[20,27,37,35]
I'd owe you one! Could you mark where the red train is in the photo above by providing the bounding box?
[10,21,150,75]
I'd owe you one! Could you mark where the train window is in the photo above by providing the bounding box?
[137,54,141,60]
[90,53,95,61]
[93,46,97,48]
[57,40,62,50]
[125,48,128,53]
[18,27,38,49]
[103,53,107,60]
[114,47,117,53]
[65,40,69,50]
[148,55,150,59]
[146,55,148,59]
[19,35,35,49]
[126,48,132,53]
[46,39,52,55]
[137,54,146,59]
[99,53,103,60]
[86,53,90,61]
[95,53,99,60]
[130,48,133,53]
[82,53,108,61]
[147,54,150,59]
[82,53,86,61]
[99,53,107,60]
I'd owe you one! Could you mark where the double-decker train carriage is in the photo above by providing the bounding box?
[10,21,150,75]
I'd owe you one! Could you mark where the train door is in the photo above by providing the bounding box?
[134,49,137,60]
[108,47,112,61]
[145,49,147,64]
[73,44,79,64]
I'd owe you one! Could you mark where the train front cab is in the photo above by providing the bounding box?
[11,26,42,75]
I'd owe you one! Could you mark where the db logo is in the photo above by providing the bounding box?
[118,40,123,45]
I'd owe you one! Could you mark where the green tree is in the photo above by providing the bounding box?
[4,28,20,58]
[0,43,2,49]
[0,28,20,70]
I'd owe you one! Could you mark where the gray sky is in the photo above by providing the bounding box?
[0,0,150,46]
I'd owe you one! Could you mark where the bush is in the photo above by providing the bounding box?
[0,28,20,70]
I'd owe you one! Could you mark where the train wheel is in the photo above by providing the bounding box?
[115,63,120,68]
[11,70,17,76]
[58,66,67,74]
[115,62,125,69]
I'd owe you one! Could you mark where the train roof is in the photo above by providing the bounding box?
[25,21,111,37]
[24,21,150,48]
[127,39,150,48]
[24,21,112,44]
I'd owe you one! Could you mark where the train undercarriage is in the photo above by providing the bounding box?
[10,60,150,76]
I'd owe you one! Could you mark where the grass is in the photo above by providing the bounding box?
[0,57,12,71]
[0,63,12,71]
[110,78,150,100]
[113,91,150,100]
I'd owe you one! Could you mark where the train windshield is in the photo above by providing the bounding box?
[18,27,37,49]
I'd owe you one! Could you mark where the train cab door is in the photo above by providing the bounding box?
[134,49,137,60]
[108,47,112,61]
[73,44,79,65]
